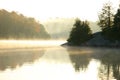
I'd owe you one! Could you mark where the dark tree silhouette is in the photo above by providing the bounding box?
[98,2,114,30]
[111,7,120,41]
[114,8,120,27]
[67,19,92,45]
[98,2,116,41]
[98,4,120,41]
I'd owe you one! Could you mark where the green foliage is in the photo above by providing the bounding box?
[98,2,120,41]
[0,9,50,39]
[98,2,114,30]
[111,8,120,41]
[67,19,92,45]
[98,3,120,41]
[114,9,120,27]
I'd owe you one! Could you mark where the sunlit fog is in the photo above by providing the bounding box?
[0,0,119,22]
[0,40,66,49]
[0,0,120,80]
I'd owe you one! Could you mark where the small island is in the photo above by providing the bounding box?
[62,31,120,47]
[62,2,120,47]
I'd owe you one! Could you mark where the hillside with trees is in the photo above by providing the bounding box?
[0,9,50,39]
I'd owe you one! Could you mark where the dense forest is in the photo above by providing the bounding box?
[0,9,50,39]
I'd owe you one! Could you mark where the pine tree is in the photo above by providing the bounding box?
[98,2,115,41]
[112,7,120,41]
[98,2,114,30]
[114,8,120,28]
[67,19,92,45]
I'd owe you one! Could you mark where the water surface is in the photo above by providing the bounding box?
[0,41,120,80]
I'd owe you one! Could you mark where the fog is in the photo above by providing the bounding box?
[0,10,101,40]
[43,18,100,39]
[0,40,66,49]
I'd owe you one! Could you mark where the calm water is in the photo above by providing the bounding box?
[0,41,120,80]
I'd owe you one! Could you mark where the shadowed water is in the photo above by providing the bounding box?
[0,44,120,80]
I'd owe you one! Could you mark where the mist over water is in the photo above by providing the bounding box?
[0,40,120,80]
[0,0,120,80]
[0,40,66,49]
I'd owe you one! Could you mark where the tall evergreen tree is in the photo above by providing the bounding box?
[98,2,114,30]
[112,6,120,41]
[114,7,120,28]
[98,2,115,41]
[67,19,92,45]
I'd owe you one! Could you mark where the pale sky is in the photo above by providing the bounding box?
[0,0,119,22]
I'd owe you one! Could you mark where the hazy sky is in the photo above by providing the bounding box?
[0,0,119,22]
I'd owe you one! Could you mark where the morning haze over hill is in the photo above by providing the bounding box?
[0,9,50,39]
[0,9,100,40]
[43,18,100,39]
[0,0,119,40]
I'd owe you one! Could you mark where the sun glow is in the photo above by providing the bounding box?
[0,0,119,22]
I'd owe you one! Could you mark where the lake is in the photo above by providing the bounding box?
[0,40,120,80]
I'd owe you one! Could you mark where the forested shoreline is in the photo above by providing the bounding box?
[0,9,50,40]
[65,2,120,47]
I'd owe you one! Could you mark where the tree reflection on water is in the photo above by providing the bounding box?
[0,46,120,80]
[66,47,92,71]
[0,49,44,71]
[66,47,120,80]
[96,49,120,80]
